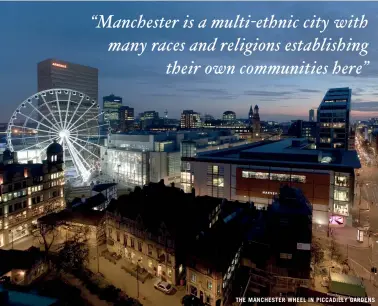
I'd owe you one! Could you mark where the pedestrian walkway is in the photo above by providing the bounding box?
[328,226,378,305]
[61,273,110,306]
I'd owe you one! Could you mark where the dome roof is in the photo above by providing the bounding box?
[223,111,236,115]
[46,140,63,155]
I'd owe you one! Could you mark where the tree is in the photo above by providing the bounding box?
[34,211,61,258]
[56,239,89,272]
[312,239,325,266]
[64,180,73,203]
[54,223,91,273]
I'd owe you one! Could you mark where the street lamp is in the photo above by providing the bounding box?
[329,266,335,278]
[136,259,141,299]
[370,240,378,282]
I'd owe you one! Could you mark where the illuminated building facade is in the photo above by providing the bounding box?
[119,106,135,132]
[317,88,351,150]
[182,138,361,227]
[288,120,317,142]
[222,111,236,123]
[140,111,160,129]
[180,110,201,129]
[0,142,65,248]
[37,58,98,103]
[103,94,122,130]
[37,59,99,139]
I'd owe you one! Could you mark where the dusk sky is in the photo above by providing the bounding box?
[1,1,378,122]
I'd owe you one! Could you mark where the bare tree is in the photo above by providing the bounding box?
[34,220,60,258]
[33,201,63,258]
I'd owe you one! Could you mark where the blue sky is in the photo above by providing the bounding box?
[1,1,378,122]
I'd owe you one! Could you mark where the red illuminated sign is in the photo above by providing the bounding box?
[52,62,67,69]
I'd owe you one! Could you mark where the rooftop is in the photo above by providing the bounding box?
[73,193,107,211]
[92,183,117,193]
[330,272,366,297]
[188,138,361,170]
[0,248,44,275]
[106,182,223,239]
[187,205,252,271]
[270,186,312,216]
[38,208,105,227]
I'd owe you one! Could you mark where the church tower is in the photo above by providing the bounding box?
[248,105,254,126]
[252,105,261,137]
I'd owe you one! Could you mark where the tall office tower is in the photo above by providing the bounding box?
[37,59,99,174]
[103,94,122,130]
[38,59,98,102]
[180,110,201,129]
[252,105,261,137]
[317,88,351,150]
[309,108,316,122]
[119,106,135,132]
[37,59,99,132]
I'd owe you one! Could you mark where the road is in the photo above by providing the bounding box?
[355,134,378,233]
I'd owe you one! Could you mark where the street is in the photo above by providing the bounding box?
[354,134,378,233]
[87,252,185,306]
[1,234,184,306]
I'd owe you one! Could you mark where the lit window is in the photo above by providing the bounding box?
[191,273,197,283]
[207,280,212,290]
[334,190,349,202]
[244,171,269,180]
[335,175,349,187]
[212,165,219,174]
[280,253,292,259]
[212,177,224,187]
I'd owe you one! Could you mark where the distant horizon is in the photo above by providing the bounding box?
[2,2,378,122]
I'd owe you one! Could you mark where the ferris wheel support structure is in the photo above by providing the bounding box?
[6,88,110,183]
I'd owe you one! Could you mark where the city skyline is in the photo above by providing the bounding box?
[1,2,378,122]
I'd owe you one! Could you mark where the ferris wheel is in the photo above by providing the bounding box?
[6,88,109,182]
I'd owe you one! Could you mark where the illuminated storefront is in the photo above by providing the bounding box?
[101,148,148,187]
[183,138,360,227]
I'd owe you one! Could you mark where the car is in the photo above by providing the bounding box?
[154,280,173,294]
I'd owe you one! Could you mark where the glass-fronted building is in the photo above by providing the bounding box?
[317,88,351,150]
